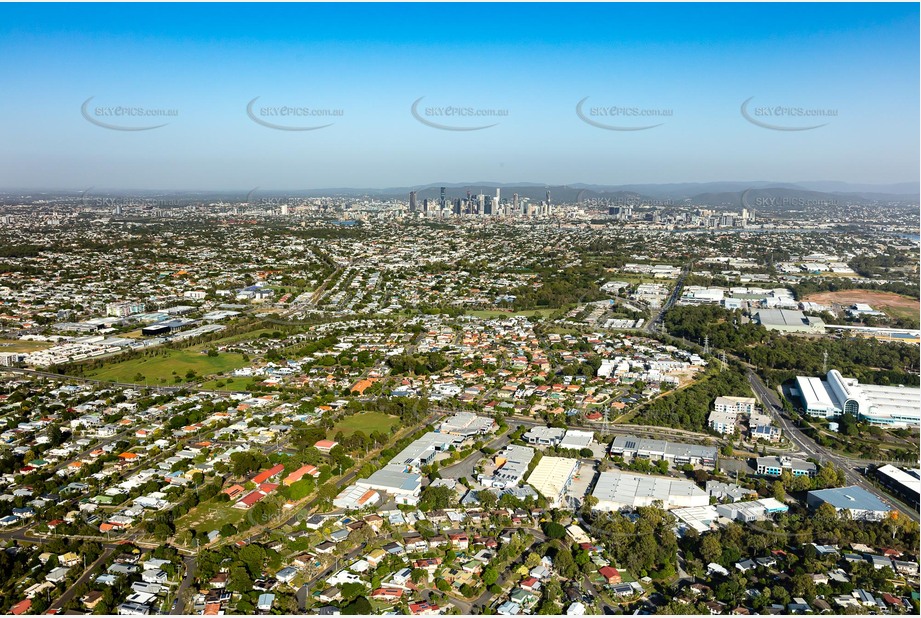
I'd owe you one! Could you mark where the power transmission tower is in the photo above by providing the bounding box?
[822,350,828,374]
[720,351,727,372]
[703,335,710,356]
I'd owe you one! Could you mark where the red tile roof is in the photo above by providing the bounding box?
[252,464,285,485]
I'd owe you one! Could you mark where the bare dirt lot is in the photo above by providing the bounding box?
[804,290,919,321]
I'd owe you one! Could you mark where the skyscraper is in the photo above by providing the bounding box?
[440,186,446,210]
[409,191,417,213]
[513,193,519,214]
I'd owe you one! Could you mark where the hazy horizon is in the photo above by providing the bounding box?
[1,3,918,189]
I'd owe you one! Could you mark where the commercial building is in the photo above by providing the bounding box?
[106,301,146,317]
[874,465,921,511]
[438,412,496,438]
[387,432,454,471]
[559,430,595,450]
[591,470,709,511]
[756,456,817,478]
[753,309,825,334]
[610,435,717,468]
[480,444,534,489]
[333,485,382,510]
[806,486,891,521]
[527,457,579,508]
[795,370,921,427]
[708,410,738,435]
[672,505,720,533]
[523,426,565,446]
[355,468,422,505]
[713,396,757,415]
[716,498,788,523]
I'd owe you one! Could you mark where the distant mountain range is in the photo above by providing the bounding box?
[290,180,919,206]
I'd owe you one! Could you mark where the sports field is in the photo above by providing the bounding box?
[0,338,52,353]
[331,412,399,436]
[85,349,248,384]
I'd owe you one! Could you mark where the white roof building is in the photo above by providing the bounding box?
[527,457,579,508]
[591,470,709,511]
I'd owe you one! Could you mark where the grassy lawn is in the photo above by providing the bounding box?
[85,349,248,383]
[173,498,247,533]
[332,412,399,437]
[188,327,276,351]
[199,376,257,391]
[467,308,560,319]
[0,338,52,353]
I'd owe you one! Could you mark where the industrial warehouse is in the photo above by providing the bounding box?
[794,369,921,427]
[609,435,717,468]
[591,470,709,511]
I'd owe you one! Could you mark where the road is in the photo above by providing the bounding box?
[646,263,690,333]
[47,544,116,612]
[438,423,517,480]
[170,555,198,615]
[746,370,919,522]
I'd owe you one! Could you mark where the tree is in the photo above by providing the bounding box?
[772,481,786,501]
[341,596,372,615]
[542,521,566,540]
[228,565,252,593]
[699,533,723,565]
[477,489,498,509]
[411,568,428,584]
[555,548,578,579]
[482,567,500,586]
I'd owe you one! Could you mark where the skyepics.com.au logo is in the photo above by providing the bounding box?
[576,97,673,131]
[741,188,838,210]
[81,97,178,131]
[79,187,181,209]
[246,97,343,131]
[411,97,508,131]
[244,187,292,208]
[740,97,837,131]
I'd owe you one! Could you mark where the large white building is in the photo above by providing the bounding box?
[713,396,757,415]
[439,412,496,438]
[527,457,580,508]
[754,309,825,334]
[591,470,709,511]
[795,370,921,427]
[806,486,891,521]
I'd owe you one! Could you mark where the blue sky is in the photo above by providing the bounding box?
[0,2,917,190]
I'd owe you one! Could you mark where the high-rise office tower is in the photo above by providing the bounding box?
[453,198,461,215]
[546,190,551,206]
[280,204,289,216]
[491,196,499,215]
[409,191,417,213]
[440,186,446,210]
[477,194,486,214]
[423,198,430,214]
[513,193,519,214]
[496,187,501,203]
